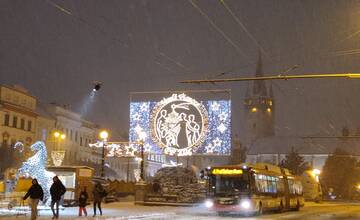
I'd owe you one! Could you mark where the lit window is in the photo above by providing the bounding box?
[4,114,10,126]
[27,120,32,131]
[20,118,25,129]
[251,107,257,113]
[13,116,18,128]
[269,100,273,106]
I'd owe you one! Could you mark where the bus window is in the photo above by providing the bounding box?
[294,180,303,195]
[255,174,268,193]
[214,173,250,195]
[277,177,285,193]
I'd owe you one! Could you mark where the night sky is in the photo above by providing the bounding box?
[1,0,360,141]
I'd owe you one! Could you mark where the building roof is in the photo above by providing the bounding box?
[0,84,36,99]
[247,136,360,155]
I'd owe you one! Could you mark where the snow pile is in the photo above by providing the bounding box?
[151,167,206,203]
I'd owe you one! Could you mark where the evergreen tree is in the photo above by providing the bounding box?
[322,148,360,199]
[280,147,309,175]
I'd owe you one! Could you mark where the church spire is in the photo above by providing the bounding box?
[253,51,267,96]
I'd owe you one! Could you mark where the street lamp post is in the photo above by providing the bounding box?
[138,132,147,182]
[99,130,109,178]
[52,131,66,166]
[139,140,144,181]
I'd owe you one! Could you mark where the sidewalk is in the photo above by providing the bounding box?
[0,202,181,220]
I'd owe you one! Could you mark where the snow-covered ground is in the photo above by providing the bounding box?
[1,201,360,219]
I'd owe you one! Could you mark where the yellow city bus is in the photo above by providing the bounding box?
[204,163,304,215]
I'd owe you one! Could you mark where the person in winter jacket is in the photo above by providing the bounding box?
[78,186,89,216]
[50,176,66,219]
[92,182,107,217]
[23,179,44,220]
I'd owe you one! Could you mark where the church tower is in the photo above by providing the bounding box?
[244,52,274,142]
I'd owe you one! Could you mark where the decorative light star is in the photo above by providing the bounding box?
[133,113,141,121]
[218,112,228,121]
[211,102,220,111]
[140,103,148,112]
[217,123,227,133]
[205,143,216,154]
[143,143,152,153]
[134,124,143,134]
[125,144,138,156]
[213,138,222,147]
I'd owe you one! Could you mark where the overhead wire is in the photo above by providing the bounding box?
[188,0,251,63]
[218,0,271,60]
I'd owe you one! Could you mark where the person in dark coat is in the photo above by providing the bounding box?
[78,186,88,216]
[23,179,44,220]
[50,176,66,219]
[92,182,106,217]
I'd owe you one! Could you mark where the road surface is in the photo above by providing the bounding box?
[1,201,360,219]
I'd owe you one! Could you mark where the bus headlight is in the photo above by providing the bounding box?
[205,200,214,208]
[240,200,251,209]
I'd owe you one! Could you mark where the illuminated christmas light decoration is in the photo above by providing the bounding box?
[205,143,215,154]
[125,144,138,156]
[210,101,221,111]
[14,141,24,153]
[150,94,209,156]
[51,150,66,166]
[212,137,222,147]
[143,143,152,153]
[134,169,141,182]
[218,112,228,121]
[217,123,227,133]
[17,141,55,203]
[129,96,231,155]
[89,141,146,158]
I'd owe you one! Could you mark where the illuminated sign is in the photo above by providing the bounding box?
[212,168,243,175]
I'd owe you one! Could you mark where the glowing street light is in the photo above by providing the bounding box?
[52,131,66,166]
[356,184,360,190]
[54,131,60,138]
[312,169,321,176]
[100,130,109,140]
[312,169,321,182]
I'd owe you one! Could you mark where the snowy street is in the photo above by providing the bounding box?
[1,202,360,220]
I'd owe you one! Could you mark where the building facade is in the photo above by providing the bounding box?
[0,85,37,147]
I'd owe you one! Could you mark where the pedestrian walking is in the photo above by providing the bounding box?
[50,176,66,219]
[92,182,107,217]
[23,179,44,220]
[78,186,88,216]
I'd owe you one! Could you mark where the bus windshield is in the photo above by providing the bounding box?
[214,174,250,195]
